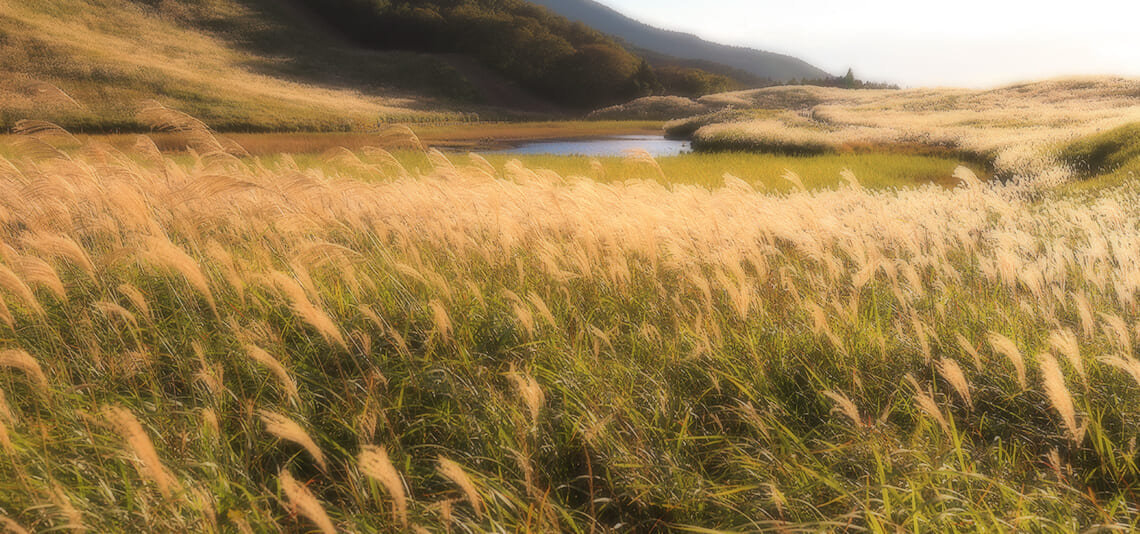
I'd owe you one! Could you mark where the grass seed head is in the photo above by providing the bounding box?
[0,349,49,392]
[437,456,483,518]
[0,264,44,317]
[507,370,545,425]
[822,390,862,428]
[1040,353,1085,443]
[49,486,85,533]
[937,358,973,409]
[359,445,408,527]
[279,468,336,534]
[268,272,347,350]
[0,387,13,424]
[138,236,216,314]
[987,332,1026,390]
[428,299,453,341]
[245,345,299,403]
[259,410,327,471]
[1048,329,1085,384]
[0,516,30,534]
[117,283,152,322]
[905,374,950,434]
[102,406,180,499]
[0,419,13,455]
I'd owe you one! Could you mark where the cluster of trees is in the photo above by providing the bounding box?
[788,69,899,90]
[653,66,735,98]
[296,0,735,108]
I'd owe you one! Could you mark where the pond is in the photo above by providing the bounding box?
[482,135,691,157]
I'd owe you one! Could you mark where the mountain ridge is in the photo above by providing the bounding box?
[525,0,830,82]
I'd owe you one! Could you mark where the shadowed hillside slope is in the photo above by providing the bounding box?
[0,0,494,131]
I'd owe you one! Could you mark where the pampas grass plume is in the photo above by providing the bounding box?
[437,456,483,517]
[359,445,408,527]
[987,331,1026,390]
[103,406,180,498]
[1040,353,1085,443]
[0,349,49,392]
[245,345,299,403]
[279,468,336,534]
[822,390,862,428]
[937,358,972,409]
[259,410,327,471]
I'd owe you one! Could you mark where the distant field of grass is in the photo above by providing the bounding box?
[670,78,1140,187]
[279,150,979,192]
[472,151,985,190]
[4,123,973,191]
[0,115,986,193]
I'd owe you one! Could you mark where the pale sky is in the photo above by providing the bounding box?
[594,0,1140,88]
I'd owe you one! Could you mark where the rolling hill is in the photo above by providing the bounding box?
[526,0,831,82]
[0,0,490,132]
[0,0,830,131]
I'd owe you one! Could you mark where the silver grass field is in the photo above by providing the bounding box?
[3,93,1140,532]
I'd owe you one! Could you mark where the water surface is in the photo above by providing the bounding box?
[484,135,690,157]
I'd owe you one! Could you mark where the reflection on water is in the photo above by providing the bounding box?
[484,135,691,157]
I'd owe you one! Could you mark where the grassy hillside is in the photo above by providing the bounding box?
[0,0,485,131]
[665,77,1140,186]
[293,0,665,109]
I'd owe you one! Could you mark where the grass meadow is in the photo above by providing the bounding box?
[2,100,1140,533]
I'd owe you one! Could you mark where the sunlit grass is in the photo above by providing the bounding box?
[2,113,1140,532]
[269,150,982,191]
[477,151,985,190]
[0,0,469,131]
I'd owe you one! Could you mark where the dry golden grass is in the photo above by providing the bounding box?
[2,108,1140,530]
[102,406,181,499]
[258,410,327,472]
[245,345,299,403]
[359,445,408,527]
[0,350,48,393]
[437,457,483,518]
[682,77,1140,188]
[1040,353,1084,443]
[279,469,336,534]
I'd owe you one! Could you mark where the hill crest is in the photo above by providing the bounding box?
[525,0,830,82]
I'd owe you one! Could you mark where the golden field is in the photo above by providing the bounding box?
[2,81,1140,531]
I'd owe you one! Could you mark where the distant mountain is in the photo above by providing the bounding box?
[527,0,830,83]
